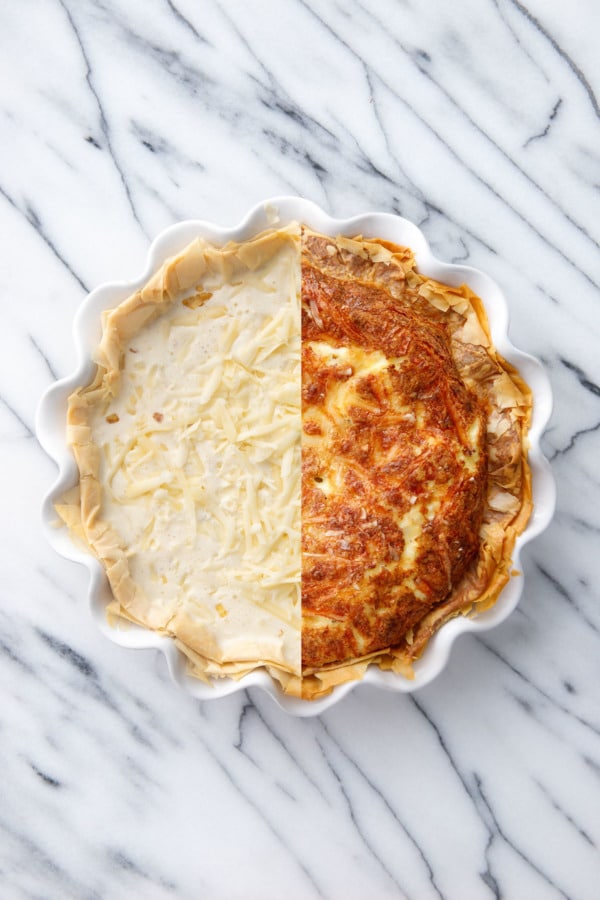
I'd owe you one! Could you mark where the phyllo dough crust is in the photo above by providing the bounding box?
[60,226,302,693]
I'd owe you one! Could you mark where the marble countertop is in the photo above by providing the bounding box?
[2,0,599,897]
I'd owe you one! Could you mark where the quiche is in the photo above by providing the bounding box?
[58,224,532,700]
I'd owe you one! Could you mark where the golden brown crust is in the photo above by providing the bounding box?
[299,230,532,699]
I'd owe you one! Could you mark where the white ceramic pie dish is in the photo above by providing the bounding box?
[36,196,555,716]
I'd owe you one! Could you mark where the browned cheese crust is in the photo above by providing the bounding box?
[300,231,532,698]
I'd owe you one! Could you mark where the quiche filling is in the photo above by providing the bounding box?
[59,225,532,699]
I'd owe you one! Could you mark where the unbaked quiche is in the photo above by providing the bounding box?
[58,224,532,699]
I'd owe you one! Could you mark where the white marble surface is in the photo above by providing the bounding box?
[2,0,599,896]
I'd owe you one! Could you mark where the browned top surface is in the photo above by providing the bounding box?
[301,234,488,670]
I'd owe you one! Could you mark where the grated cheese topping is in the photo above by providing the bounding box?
[90,229,301,672]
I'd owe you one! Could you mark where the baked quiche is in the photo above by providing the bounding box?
[300,231,531,699]
[58,224,532,699]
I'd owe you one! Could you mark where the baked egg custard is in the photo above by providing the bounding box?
[59,225,532,699]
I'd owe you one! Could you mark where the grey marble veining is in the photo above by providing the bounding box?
[2,0,600,897]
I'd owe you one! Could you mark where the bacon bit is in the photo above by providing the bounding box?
[106,413,119,424]
[183,291,213,309]
[153,412,164,422]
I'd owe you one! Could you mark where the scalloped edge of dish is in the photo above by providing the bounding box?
[36,196,556,717]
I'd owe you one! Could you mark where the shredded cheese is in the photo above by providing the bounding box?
[90,231,301,671]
